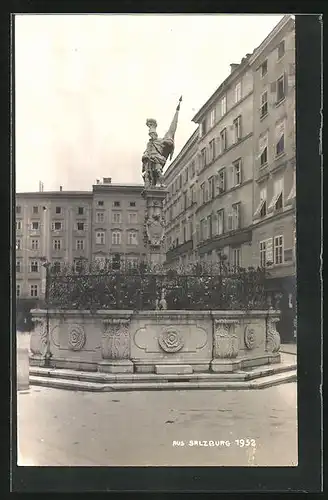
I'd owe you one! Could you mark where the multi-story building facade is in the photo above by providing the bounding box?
[191,54,255,268]
[249,15,296,341]
[15,179,146,300]
[164,130,199,267]
[162,14,296,340]
[92,180,146,268]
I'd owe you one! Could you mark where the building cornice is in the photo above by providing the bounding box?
[192,59,252,123]
[248,15,294,67]
[16,191,93,198]
[93,184,144,193]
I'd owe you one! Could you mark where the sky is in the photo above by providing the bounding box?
[15,14,284,193]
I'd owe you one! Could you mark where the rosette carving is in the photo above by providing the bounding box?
[214,319,239,359]
[158,329,184,353]
[244,325,257,350]
[266,317,281,353]
[68,324,86,351]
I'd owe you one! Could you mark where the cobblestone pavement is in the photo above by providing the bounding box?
[17,382,298,467]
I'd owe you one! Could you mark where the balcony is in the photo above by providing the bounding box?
[197,227,252,256]
[166,239,193,262]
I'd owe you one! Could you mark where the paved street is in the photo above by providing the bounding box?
[17,382,298,467]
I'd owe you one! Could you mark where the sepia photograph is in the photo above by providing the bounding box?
[15,13,298,469]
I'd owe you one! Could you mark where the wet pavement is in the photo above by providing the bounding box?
[17,383,298,467]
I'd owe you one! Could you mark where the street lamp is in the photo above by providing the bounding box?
[40,256,52,367]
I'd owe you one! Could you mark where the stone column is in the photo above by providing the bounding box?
[142,187,167,268]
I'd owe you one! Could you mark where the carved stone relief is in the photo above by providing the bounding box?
[244,325,257,350]
[266,316,281,353]
[102,318,130,359]
[158,328,184,353]
[68,324,86,351]
[30,317,47,355]
[214,319,239,359]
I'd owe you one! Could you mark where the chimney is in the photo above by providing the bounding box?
[230,63,239,73]
[59,186,63,192]
[103,177,112,184]
[96,178,100,184]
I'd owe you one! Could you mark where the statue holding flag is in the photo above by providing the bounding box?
[142,96,182,188]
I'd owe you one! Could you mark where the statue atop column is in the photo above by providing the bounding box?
[142,96,182,188]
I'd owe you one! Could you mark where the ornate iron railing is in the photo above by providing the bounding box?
[47,260,276,312]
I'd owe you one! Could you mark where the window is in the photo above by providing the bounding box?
[16,205,21,214]
[207,214,213,238]
[200,183,205,204]
[200,219,205,241]
[210,108,216,128]
[183,192,188,210]
[234,82,242,103]
[16,239,21,250]
[52,221,62,231]
[96,231,105,245]
[274,235,284,264]
[191,185,196,204]
[217,209,224,235]
[55,206,61,214]
[254,185,267,219]
[31,221,39,230]
[128,212,137,223]
[233,116,242,143]
[259,133,268,166]
[200,148,207,169]
[185,167,189,183]
[97,200,104,207]
[30,260,39,272]
[261,59,268,77]
[260,187,267,217]
[221,95,227,116]
[77,222,85,231]
[260,241,267,268]
[16,261,21,273]
[95,256,106,269]
[53,261,61,273]
[30,284,38,297]
[76,239,84,250]
[232,247,241,268]
[78,206,84,215]
[74,259,83,273]
[209,139,216,162]
[112,231,121,245]
[231,203,241,230]
[190,160,196,178]
[277,40,285,60]
[112,212,121,223]
[276,75,285,102]
[53,239,61,250]
[218,168,226,193]
[96,211,104,223]
[179,174,182,189]
[16,283,21,297]
[200,119,207,137]
[268,177,284,212]
[275,120,285,156]
[220,128,227,152]
[129,201,136,207]
[128,231,138,245]
[16,220,22,231]
[188,218,193,240]
[209,176,215,199]
[233,159,242,186]
[31,239,39,250]
[260,91,268,118]
[32,206,39,214]
[127,257,139,269]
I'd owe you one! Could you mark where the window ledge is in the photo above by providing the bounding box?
[260,113,268,121]
[259,162,268,169]
[275,152,286,161]
[275,97,286,108]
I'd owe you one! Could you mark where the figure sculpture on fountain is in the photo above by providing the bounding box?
[142,96,182,188]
